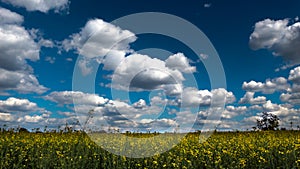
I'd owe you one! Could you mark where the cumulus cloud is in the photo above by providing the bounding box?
[0,97,50,129]
[1,0,70,13]
[165,53,196,73]
[0,7,23,24]
[44,91,182,132]
[63,19,136,58]
[112,53,185,93]
[279,66,300,105]
[222,105,247,119]
[181,87,235,107]
[239,92,267,104]
[280,93,300,105]
[0,8,48,94]
[62,18,136,75]
[0,69,48,94]
[242,77,289,94]
[65,19,198,99]
[249,100,291,118]
[44,91,109,106]
[0,112,13,121]
[0,97,40,113]
[288,66,300,83]
[0,25,39,71]
[64,19,196,95]
[21,115,44,123]
[79,98,175,132]
[249,18,300,67]
[132,99,147,109]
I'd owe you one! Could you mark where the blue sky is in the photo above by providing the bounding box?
[1,0,300,132]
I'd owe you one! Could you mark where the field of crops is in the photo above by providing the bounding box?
[1,131,300,168]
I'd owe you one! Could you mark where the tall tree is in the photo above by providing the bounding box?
[257,112,279,131]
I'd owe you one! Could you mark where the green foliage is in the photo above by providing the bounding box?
[1,131,300,168]
[257,112,280,131]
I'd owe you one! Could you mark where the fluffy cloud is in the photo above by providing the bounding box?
[1,0,70,13]
[242,77,289,94]
[0,25,39,71]
[0,97,40,113]
[249,18,300,66]
[63,19,136,75]
[280,93,300,105]
[181,87,235,107]
[78,98,175,132]
[44,91,182,132]
[44,91,109,106]
[288,66,300,83]
[0,8,48,94]
[0,112,13,121]
[239,92,266,105]
[221,106,247,119]
[63,19,136,57]
[112,53,185,93]
[249,100,292,117]
[66,19,197,98]
[0,7,23,24]
[279,66,300,105]
[132,99,147,109]
[21,115,44,123]
[165,53,196,73]
[65,19,195,95]
[0,69,48,94]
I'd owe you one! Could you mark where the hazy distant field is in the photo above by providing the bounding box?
[1,131,300,168]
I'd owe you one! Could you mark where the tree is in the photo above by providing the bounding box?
[19,127,29,133]
[257,112,279,131]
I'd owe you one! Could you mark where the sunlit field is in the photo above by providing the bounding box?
[1,131,300,168]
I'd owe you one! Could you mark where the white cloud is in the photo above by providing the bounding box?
[0,97,40,113]
[0,7,23,24]
[262,100,280,112]
[63,19,136,58]
[1,0,70,13]
[62,19,136,75]
[65,19,197,98]
[0,112,13,121]
[212,88,236,105]
[45,56,56,64]
[132,99,147,109]
[39,39,54,48]
[44,91,109,106]
[221,106,247,119]
[0,25,39,71]
[77,59,93,76]
[66,58,73,62]
[181,88,211,107]
[256,100,291,117]
[288,66,300,83]
[112,53,184,93]
[0,8,48,94]
[165,53,196,73]
[239,92,266,104]
[249,18,300,66]
[242,77,289,94]
[280,92,300,105]
[181,87,235,107]
[278,66,300,105]
[0,68,48,94]
[22,115,44,123]
[199,53,208,60]
[204,3,212,8]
